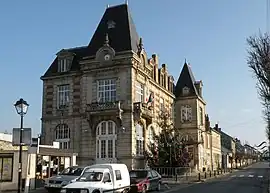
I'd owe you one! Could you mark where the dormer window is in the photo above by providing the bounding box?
[59,59,69,72]
[182,86,190,95]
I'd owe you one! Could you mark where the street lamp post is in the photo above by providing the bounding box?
[14,98,29,193]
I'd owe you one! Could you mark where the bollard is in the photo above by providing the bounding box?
[221,169,222,174]
[204,172,207,179]
[214,170,216,176]
[175,174,178,182]
[210,171,211,177]
[198,173,201,181]
[217,170,219,175]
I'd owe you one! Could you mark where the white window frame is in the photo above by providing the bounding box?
[59,59,69,72]
[182,87,190,95]
[57,84,70,108]
[135,82,144,102]
[181,105,192,122]
[97,79,117,103]
[55,124,71,149]
[96,121,117,159]
[199,107,203,125]
[136,124,144,156]
[148,127,154,144]
[159,98,164,112]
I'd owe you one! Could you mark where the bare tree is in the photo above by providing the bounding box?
[247,32,270,140]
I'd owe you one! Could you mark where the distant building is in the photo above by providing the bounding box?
[218,125,236,169]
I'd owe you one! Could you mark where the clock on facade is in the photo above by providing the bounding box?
[181,105,192,123]
[104,54,111,61]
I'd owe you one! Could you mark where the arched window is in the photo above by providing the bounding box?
[96,121,117,159]
[55,124,70,149]
[136,124,144,156]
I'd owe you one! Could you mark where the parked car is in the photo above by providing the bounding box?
[44,166,90,193]
[60,163,130,193]
[129,169,162,193]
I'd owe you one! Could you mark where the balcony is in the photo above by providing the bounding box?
[86,101,121,115]
[133,102,154,121]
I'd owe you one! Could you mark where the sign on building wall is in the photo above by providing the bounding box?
[12,128,32,146]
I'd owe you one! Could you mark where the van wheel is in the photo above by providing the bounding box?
[93,190,100,193]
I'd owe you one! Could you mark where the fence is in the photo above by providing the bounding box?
[152,166,234,183]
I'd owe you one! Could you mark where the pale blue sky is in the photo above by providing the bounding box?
[0,0,267,146]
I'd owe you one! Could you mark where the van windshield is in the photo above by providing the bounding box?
[78,171,103,182]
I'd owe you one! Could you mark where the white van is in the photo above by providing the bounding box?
[60,164,130,193]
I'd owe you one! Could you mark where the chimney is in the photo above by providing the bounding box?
[205,114,210,131]
[194,80,203,97]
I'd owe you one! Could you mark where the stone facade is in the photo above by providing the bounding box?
[40,4,174,169]
[40,3,224,171]
[210,129,222,170]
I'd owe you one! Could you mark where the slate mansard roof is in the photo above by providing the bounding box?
[42,4,140,78]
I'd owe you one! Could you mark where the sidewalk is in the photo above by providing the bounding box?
[1,187,46,193]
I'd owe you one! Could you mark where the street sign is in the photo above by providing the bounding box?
[12,128,32,146]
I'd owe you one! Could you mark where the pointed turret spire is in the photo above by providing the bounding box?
[174,62,198,98]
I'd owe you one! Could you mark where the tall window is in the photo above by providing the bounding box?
[96,121,117,159]
[199,107,203,125]
[148,126,155,146]
[170,103,175,120]
[136,124,144,156]
[59,59,69,72]
[57,84,70,108]
[135,82,144,102]
[159,98,164,112]
[97,79,116,102]
[55,124,71,149]
[0,154,13,181]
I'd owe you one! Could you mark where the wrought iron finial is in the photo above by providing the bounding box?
[139,37,143,48]
[104,33,109,45]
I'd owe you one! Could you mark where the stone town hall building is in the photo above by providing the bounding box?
[41,3,209,170]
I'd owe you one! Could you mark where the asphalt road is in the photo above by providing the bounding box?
[163,162,270,193]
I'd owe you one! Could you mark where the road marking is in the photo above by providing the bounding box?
[258,176,263,178]
[248,175,254,177]
[239,175,244,177]
[231,175,236,177]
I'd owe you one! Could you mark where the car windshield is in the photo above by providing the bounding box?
[78,171,103,182]
[129,170,148,178]
[60,167,83,176]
